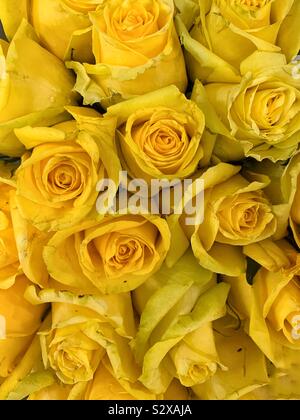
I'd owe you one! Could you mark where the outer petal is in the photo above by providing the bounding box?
[43,214,171,294]
[31,0,94,62]
[175,15,241,84]
[0,0,28,40]
[67,28,187,107]
[277,0,300,62]
[0,20,77,156]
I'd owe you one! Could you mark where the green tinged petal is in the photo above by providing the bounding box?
[6,371,55,401]
[139,283,230,393]
[0,20,77,156]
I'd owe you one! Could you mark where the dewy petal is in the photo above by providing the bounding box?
[178,0,299,82]
[107,85,206,182]
[67,0,187,107]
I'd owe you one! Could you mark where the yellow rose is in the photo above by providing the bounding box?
[43,213,170,294]
[106,85,212,183]
[168,323,220,388]
[67,0,187,107]
[14,107,120,232]
[0,275,47,378]
[224,239,300,369]
[191,53,300,163]
[132,250,229,394]
[168,163,277,276]
[0,178,19,289]
[0,0,101,62]
[175,0,300,83]
[25,285,140,388]
[193,315,269,400]
[282,152,300,247]
[0,21,77,157]
[40,303,107,385]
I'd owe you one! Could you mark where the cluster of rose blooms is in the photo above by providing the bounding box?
[0,0,299,401]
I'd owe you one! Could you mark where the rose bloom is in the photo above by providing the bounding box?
[107,85,210,183]
[40,303,108,385]
[190,52,300,163]
[176,0,300,83]
[43,214,170,294]
[224,239,300,369]
[14,107,120,232]
[26,284,139,387]
[0,21,77,157]
[68,0,188,107]
[0,275,47,378]
[0,0,102,62]
[168,163,277,276]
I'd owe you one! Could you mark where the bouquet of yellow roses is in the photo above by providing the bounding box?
[0,0,300,401]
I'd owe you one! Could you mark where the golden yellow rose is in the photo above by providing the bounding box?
[68,0,187,107]
[107,85,211,183]
[42,213,170,294]
[191,53,300,163]
[0,0,101,62]
[22,281,152,399]
[40,303,107,385]
[14,107,120,232]
[0,21,77,157]
[0,275,47,378]
[168,163,277,276]
[175,0,300,83]
[224,239,300,369]
[24,285,143,397]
